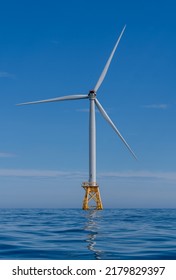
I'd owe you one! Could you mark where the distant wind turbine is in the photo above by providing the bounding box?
[17,25,137,210]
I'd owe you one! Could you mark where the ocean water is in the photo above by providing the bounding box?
[0,208,176,260]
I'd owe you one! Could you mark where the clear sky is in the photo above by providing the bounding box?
[0,0,176,208]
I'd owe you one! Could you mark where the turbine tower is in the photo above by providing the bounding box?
[17,25,137,210]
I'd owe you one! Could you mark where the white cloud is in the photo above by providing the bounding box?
[76,108,108,113]
[76,108,89,113]
[143,104,168,109]
[0,71,15,78]
[0,152,16,158]
[0,168,176,183]
[0,169,85,178]
[50,40,59,45]
[99,170,176,182]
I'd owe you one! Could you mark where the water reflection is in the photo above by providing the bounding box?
[84,210,103,259]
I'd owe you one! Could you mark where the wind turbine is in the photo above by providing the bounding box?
[17,25,137,210]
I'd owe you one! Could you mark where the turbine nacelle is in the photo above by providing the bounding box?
[88,90,96,99]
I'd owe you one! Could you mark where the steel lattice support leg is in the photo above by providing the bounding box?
[82,183,103,210]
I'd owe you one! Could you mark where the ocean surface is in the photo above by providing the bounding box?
[0,208,176,260]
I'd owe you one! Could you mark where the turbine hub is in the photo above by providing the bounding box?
[88,90,96,99]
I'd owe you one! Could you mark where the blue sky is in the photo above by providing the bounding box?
[0,0,176,208]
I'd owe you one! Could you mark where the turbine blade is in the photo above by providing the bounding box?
[17,94,89,106]
[95,98,137,160]
[94,25,126,93]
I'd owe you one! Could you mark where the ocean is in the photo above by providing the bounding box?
[0,208,176,260]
